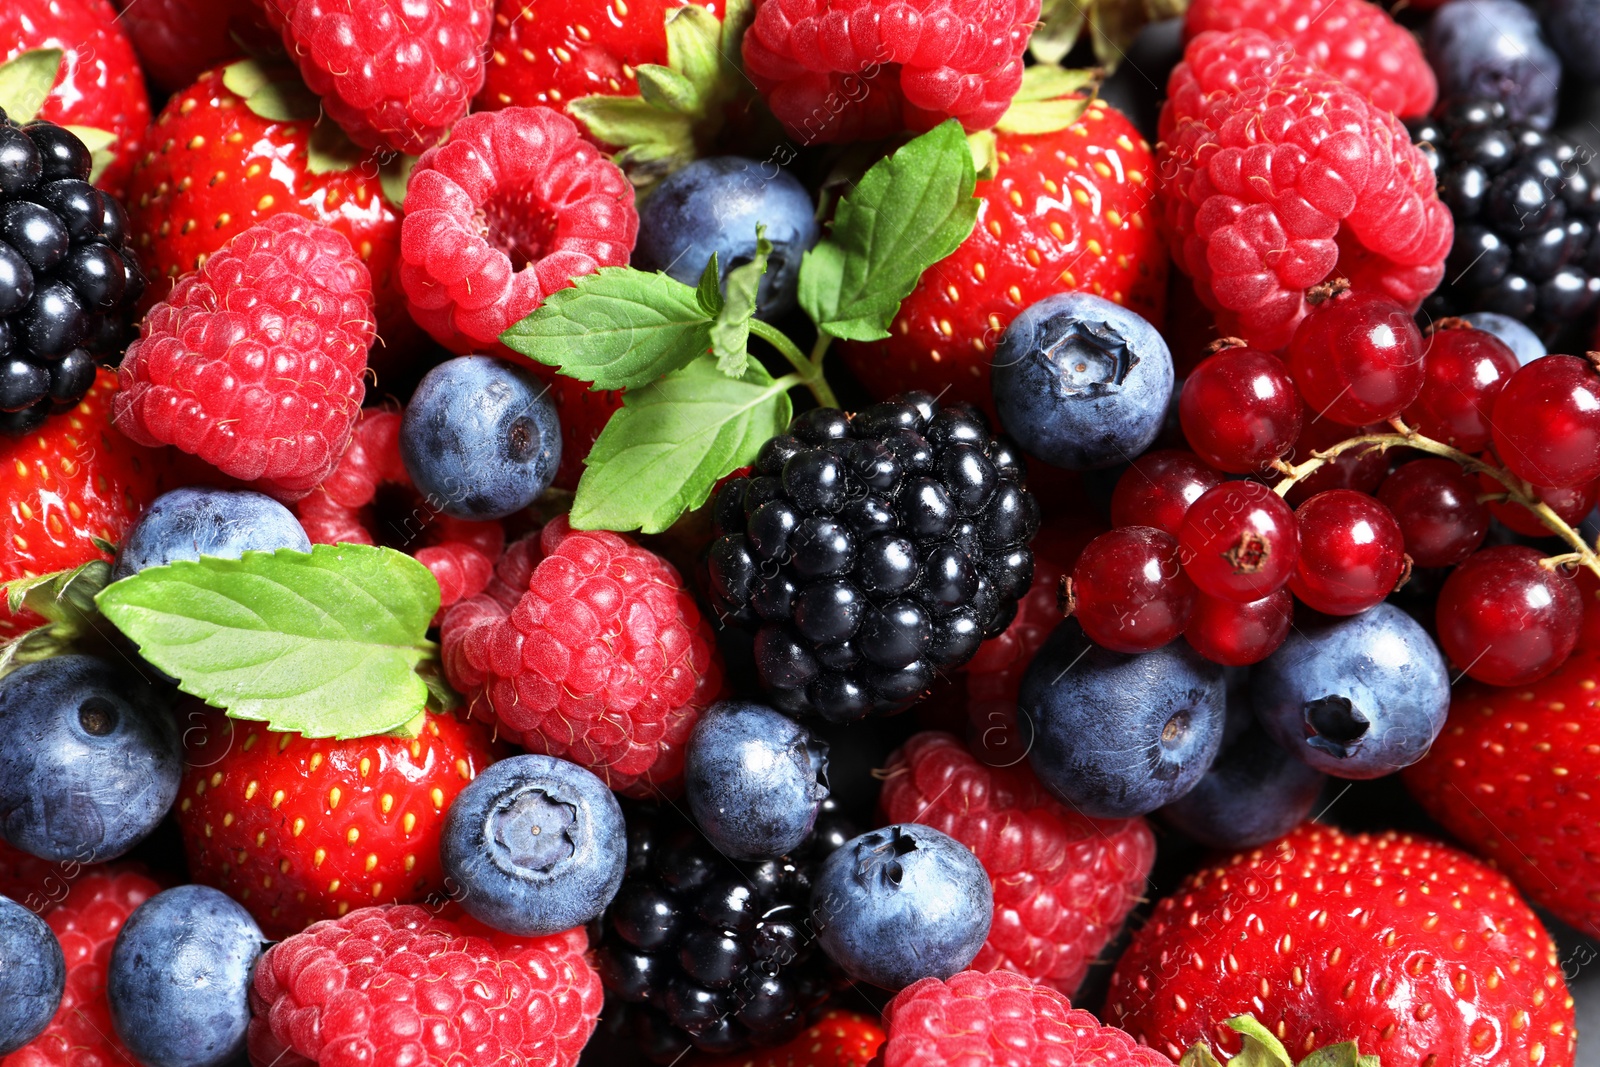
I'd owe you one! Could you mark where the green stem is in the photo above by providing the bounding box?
[750,320,839,408]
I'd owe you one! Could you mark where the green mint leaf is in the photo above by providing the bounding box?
[798,120,979,342]
[500,266,714,390]
[1225,1017,1296,1067]
[710,225,769,377]
[636,64,702,116]
[571,356,791,533]
[1029,0,1086,64]
[664,5,724,99]
[95,545,440,739]
[0,49,63,124]
[221,58,319,122]
[696,253,724,316]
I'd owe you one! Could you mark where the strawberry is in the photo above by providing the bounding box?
[1104,823,1576,1065]
[1404,646,1600,938]
[547,373,625,491]
[173,706,503,939]
[839,78,1167,413]
[690,1010,885,1067]
[109,0,278,93]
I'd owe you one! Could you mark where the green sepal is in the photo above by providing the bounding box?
[0,49,62,124]
[709,225,769,378]
[62,126,116,183]
[379,151,418,208]
[1180,1017,1383,1067]
[1030,0,1087,64]
[306,118,366,175]
[994,65,1100,136]
[0,559,113,678]
[1179,1044,1227,1067]
[222,58,319,123]
[636,64,703,117]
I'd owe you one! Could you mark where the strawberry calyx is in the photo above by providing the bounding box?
[0,49,119,180]
[0,558,114,678]
[967,65,1101,179]
[1032,0,1190,68]
[1180,1016,1381,1067]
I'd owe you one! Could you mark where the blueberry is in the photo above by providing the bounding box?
[1428,0,1561,129]
[1253,603,1450,778]
[106,885,262,1067]
[112,487,312,582]
[1461,311,1548,363]
[400,355,560,520]
[441,753,626,936]
[991,292,1174,470]
[0,656,181,862]
[810,824,991,990]
[1019,621,1227,818]
[685,701,829,861]
[1158,719,1325,850]
[633,157,820,319]
[1544,0,1600,84]
[0,894,64,1054]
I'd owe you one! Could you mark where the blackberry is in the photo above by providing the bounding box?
[1410,99,1600,345]
[595,799,855,1063]
[706,392,1039,721]
[0,109,144,436]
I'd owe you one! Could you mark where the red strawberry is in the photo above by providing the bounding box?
[173,707,503,939]
[0,0,151,194]
[109,0,278,93]
[1104,823,1576,1065]
[547,373,625,491]
[691,1010,886,1067]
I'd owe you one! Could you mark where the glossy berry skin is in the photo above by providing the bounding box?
[1179,346,1301,473]
[1436,546,1582,686]
[111,487,311,581]
[685,701,830,861]
[1183,587,1292,666]
[1178,480,1299,603]
[689,1009,885,1067]
[1160,717,1324,851]
[441,753,626,937]
[1109,450,1223,535]
[1019,621,1227,818]
[1287,289,1426,427]
[1485,476,1597,538]
[1462,311,1545,364]
[1254,603,1450,778]
[1287,489,1407,616]
[1069,526,1194,653]
[0,655,180,863]
[1403,324,1519,452]
[110,0,275,93]
[1377,459,1489,568]
[1490,355,1600,488]
[1427,0,1560,129]
[811,824,992,991]
[106,885,262,1067]
[0,894,64,1054]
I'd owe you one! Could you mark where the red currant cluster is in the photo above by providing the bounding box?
[1068,279,1600,688]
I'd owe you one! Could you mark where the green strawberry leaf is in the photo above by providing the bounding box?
[222,58,319,123]
[663,5,723,99]
[696,253,724,316]
[95,545,441,739]
[797,120,980,342]
[571,355,792,534]
[0,559,113,678]
[0,49,62,124]
[710,225,770,378]
[1030,0,1087,64]
[500,266,714,390]
[636,64,702,116]
[1225,1016,1296,1067]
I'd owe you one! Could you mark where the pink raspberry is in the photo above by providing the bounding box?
[113,214,375,500]
[741,0,1039,144]
[1157,29,1452,350]
[441,517,722,796]
[247,905,602,1067]
[259,0,493,155]
[399,106,638,354]
[878,970,1170,1067]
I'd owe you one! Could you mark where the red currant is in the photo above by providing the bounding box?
[1179,345,1302,474]
[1069,526,1196,653]
[1401,322,1519,452]
[1376,459,1488,568]
[1287,489,1407,615]
[1183,588,1293,666]
[1287,287,1425,427]
[1478,469,1598,539]
[1109,450,1224,535]
[1490,355,1600,488]
[1436,545,1582,686]
[1283,409,1390,506]
[1178,480,1299,603]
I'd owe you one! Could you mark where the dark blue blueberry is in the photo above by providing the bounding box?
[1020,622,1227,818]
[811,824,991,990]
[112,487,312,582]
[685,701,829,860]
[991,291,1174,470]
[0,655,181,863]
[400,355,561,520]
[633,157,820,318]
[107,885,262,1067]
[1462,311,1547,363]
[1253,603,1450,778]
[442,753,626,935]
[0,894,64,1054]
[1158,717,1325,850]
[1428,0,1561,128]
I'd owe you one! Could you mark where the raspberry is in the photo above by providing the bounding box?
[740,0,1038,144]
[259,0,493,155]
[1157,30,1453,350]
[1183,0,1436,118]
[877,970,1170,1067]
[441,516,723,796]
[246,904,603,1067]
[879,733,1154,997]
[398,106,638,354]
[113,214,375,500]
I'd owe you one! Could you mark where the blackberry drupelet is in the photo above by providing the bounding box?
[595,799,855,1063]
[0,109,145,436]
[706,393,1039,721]
[1411,99,1600,344]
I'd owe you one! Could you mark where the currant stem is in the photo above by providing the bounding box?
[750,320,839,408]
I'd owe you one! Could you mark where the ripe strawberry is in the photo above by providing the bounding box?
[0,369,169,639]
[1104,823,1576,1065]
[109,0,278,93]
[547,373,624,491]
[689,1010,885,1067]
[173,707,503,939]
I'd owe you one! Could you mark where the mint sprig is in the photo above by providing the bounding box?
[710,226,771,377]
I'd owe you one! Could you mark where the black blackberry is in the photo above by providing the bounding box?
[595,799,855,1062]
[1410,99,1600,344]
[705,392,1039,721]
[0,108,144,436]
